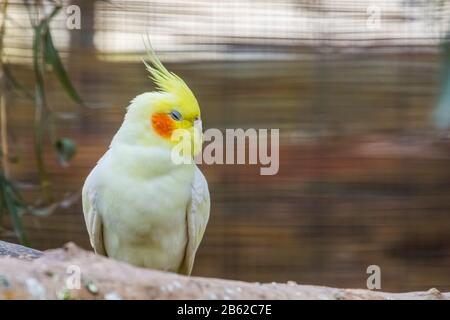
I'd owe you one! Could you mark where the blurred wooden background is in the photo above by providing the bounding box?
[1,0,450,291]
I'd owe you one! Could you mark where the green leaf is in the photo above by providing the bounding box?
[433,39,450,130]
[0,173,29,245]
[43,30,84,105]
[54,138,77,166]
[2,183,28,245]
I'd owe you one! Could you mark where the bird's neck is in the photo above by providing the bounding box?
[108,140,195,180]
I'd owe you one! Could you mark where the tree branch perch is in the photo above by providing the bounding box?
[0,241,448,300]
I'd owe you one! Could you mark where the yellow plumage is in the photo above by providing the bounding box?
[142,36,199,115]
[82,39,210,275]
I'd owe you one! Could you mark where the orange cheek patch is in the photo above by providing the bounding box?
[151,113,175,139]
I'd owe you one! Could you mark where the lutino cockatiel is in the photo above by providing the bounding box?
[82,42,210,275]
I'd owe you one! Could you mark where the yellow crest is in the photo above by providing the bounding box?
[142,35,198,109]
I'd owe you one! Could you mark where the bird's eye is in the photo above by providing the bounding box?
[170,110,183,121]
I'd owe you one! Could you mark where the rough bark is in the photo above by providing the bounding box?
[0,240,43,260]
[0,241,448,300]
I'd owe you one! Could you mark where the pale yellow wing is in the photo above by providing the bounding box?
[179,166,210,275]
[82,175,107,256]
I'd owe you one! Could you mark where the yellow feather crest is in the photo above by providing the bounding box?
[142,36,198,108]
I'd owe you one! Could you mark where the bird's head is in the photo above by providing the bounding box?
[117,42,202,158]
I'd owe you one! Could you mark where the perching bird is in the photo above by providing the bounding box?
[82,41,210,275]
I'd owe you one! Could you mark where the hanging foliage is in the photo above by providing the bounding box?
[0,0,86,243]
